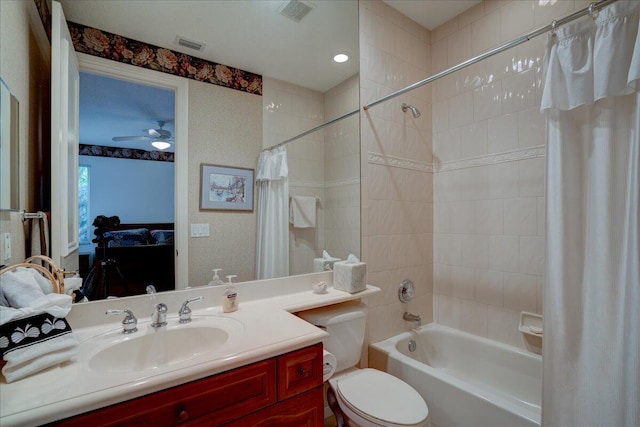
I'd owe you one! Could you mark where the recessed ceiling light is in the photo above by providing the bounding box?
[333,53,349,63]
[152,141,171,150]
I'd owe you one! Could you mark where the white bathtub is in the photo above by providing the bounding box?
[369,323,541,427]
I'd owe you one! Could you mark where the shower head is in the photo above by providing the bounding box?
[402,103,421,118]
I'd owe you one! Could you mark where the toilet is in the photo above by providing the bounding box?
[299,303,430,427]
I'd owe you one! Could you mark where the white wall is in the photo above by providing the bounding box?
[0,0,49,264]
[187,79,262,286]
[80,154,174,222]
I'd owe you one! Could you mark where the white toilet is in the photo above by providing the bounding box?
[299,303,430,427]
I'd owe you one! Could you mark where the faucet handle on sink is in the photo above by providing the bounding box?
[179,297,204,324]
[106,309,138,334]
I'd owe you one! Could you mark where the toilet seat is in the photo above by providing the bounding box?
[331,368,429,427]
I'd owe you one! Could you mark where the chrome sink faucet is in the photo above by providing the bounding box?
[179,297,204,323]
[106,309,138,334]
[151,303,168,328]
[403,311,421,327]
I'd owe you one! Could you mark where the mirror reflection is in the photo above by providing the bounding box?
[59,0,360,299]
[0,79,20,211]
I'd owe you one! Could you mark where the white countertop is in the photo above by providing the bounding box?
[0,273,380,426]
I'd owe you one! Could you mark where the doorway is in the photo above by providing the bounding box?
[78,72,175,298]
[76,53,189,294]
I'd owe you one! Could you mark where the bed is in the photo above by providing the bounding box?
[84,223,175,299]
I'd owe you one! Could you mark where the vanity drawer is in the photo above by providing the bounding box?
[277,343,323,400]
[53,359,276,426]
[221,386,324,427]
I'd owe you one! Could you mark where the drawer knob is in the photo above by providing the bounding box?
[298,367,308,377]
[177,408,189,422]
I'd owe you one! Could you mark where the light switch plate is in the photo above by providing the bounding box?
[3,233,11,260]
[190,223,210,237]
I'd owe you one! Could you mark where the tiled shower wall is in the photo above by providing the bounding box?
[263,76,361,276]
[323,75,361,261]
[262,77,326,276]
[359,0,434,343]
[430,0,590,347]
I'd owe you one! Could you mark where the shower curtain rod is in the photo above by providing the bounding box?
[263,0,616,152]
[263,108,359,152]
[362,0,617,111]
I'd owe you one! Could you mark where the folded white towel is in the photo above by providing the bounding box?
[289,196,317,228]
[0,269,47,309]
[0,270,76,382]
[0,293,73,325]
[2,331,78,383]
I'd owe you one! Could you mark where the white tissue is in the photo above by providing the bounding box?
[322,350,337,382]
[313,250,341,272]
[333,254,366,294]
[346,254,360,263]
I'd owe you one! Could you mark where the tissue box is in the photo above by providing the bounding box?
[333,261,366,293]
[313,258,340,272]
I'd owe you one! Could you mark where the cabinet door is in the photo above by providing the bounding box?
[53,359,276,427]
[221,386,324,427]
[277,343,323,400]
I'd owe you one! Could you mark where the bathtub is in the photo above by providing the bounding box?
[369,323,541,427]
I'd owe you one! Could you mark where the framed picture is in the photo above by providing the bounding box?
[199,163,254,212]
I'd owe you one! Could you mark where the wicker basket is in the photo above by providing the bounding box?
[0,258,63,294]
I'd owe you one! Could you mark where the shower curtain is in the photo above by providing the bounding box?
[541,2,640,426]
[255,147,289,279]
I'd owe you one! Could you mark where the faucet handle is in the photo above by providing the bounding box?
[179,297,204,324]
[151,303,168,328]
[106,309,138,334]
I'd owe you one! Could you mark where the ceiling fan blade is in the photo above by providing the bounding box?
[146,129,161,138]
[112,136,151,142]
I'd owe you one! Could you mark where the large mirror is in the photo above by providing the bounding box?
[0,79,20,211]
[58,0,360,298]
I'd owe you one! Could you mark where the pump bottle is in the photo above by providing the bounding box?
[222,275,238,313]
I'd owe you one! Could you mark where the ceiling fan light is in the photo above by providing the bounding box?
[152,141,171,150]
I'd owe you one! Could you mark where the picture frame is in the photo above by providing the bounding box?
[199,163,254,212]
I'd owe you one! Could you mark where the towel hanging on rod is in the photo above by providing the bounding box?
[21,211,50,258]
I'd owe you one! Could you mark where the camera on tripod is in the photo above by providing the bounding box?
[92,215,121,247]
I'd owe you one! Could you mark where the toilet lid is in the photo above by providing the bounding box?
[335,368,429,426]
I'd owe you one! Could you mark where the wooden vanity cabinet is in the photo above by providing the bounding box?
[51,343,323,427]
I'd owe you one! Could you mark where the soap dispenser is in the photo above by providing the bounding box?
[222,275,238,313]
[210,268,224,286]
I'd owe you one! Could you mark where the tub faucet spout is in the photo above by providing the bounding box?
[403,311,421,326]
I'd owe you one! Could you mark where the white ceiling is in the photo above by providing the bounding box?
[69,0,480,150]
[79,72,175,151]
[383,0,482,31]
[60,0,359,93]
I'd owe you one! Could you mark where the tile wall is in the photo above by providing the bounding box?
[323,75,360,261]
[359,0,434,344]
[430,0,590,347]
[263,76,360,276]
[263,77,326,275]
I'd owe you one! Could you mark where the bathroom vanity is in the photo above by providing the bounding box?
[0,272,380,426]
[51,344,324,426]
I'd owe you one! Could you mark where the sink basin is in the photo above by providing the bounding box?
[89,326,229,373]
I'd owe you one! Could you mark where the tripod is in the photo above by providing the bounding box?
[86,216,130,299]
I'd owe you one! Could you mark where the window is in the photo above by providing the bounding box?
[78,165,90,244]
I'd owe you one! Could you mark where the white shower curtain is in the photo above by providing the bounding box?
[541,2,640,426]
[255,147,289,279]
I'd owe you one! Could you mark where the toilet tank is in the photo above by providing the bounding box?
[298,303,366,373]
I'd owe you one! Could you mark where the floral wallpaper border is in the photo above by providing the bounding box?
[79,144,175,163]
[31,0,262,95]
[67,21,262,96]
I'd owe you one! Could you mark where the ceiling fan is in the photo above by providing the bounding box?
[112,120,174,150]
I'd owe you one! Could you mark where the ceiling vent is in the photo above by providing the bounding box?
[174,35,206,52]
[279,0,314,23]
